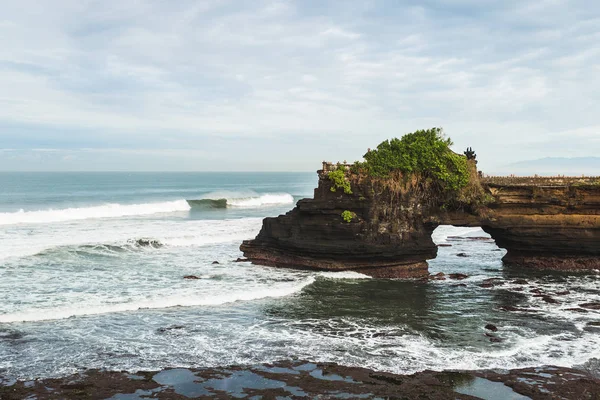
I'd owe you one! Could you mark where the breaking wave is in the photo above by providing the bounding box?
[0,193,294,226]
[0,200,191,226]
[186,199,228,209]
[0,277,315,323]
[187,193,294,209]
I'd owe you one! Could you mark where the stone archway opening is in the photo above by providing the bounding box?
[428,225,506,275]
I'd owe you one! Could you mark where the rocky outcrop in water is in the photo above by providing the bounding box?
[241,169,439,278]
[241,165,600,277]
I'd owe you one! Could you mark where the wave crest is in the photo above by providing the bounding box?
[0,277,315,323]
[0,200,191,226]
[187,193,294,209]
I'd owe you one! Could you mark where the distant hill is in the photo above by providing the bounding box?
[492,157,600,176]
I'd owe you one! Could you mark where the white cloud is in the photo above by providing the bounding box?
[320,27,361,40]
[0,0,599,171]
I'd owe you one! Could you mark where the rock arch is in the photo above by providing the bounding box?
[240,168,600,278]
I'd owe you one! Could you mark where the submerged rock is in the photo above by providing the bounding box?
[3,361,598,400]
[484,324,498,332]
[429,272,446,281]
[499,305,537,313]
[183,275,201,280]
[480,278,504,288]
[580,302,600,310]
[157,325,185,333]
[134,238,163,248]
[566,307,589,313]
[448,273,468,280]
[541,296,559,304]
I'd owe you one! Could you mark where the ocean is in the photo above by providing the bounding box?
[0,172,599,380]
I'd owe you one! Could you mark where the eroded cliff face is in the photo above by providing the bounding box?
[240,170,439,278]
[241,169,600,276]
[477,181,600,270]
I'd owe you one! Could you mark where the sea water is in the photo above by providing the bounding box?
[0,172,599,379]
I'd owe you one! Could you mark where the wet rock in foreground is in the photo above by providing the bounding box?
[1,361,599,399]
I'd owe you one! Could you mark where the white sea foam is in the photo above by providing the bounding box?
[0,217,264,261]
[0,200,191,226]
[0,277,315,323]
[318,271,372,279]
[431,225,487,243]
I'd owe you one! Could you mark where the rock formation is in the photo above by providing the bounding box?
[241,164,448,278]
[241,164,600,277]
[475,178,600,270]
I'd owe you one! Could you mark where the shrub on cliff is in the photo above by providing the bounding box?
[359,128,469,192]
[341,210,356,223]
[328,166,353,194]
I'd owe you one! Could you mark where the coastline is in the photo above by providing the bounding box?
[2,360,599,399]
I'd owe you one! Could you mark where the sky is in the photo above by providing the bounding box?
[0,0,599,173]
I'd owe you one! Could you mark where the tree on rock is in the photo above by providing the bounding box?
[360,127,469,192]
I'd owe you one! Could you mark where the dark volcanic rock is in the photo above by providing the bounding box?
[499,305,537,312]
[456,253,469,257]
[448,273,468,280]
[541,296,559,304]
[3,361,599,400]
[485,324,498,332]
[566,307,589,313]
[240,163,600,277]
[480,278,504,288]
[240,170,438,279]
[437,243,452,247]
[183,275,200,280]
[212,261,220,264]
[580,302,600,310]
[157,325,184,333]
[134,238,163,248]
[429,272,446,281]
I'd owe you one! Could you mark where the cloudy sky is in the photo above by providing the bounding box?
[0,0,599,172]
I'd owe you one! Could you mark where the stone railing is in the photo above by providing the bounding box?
[320,161,353,174]
[481,175,600,187]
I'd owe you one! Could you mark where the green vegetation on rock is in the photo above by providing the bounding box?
[358,127,469,192]
[343,127,493,211]
[341,210,356,223]
[328,166,353,194]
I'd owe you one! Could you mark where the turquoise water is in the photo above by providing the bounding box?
[0,172,599,380]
